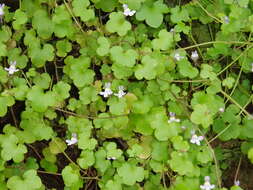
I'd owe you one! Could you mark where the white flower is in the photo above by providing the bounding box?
[251,63,253,72]
[99,82,113,98]
[190,132,204,146]
[168,112,180,123]
[200,176,215,190]
[4,61,19,75]
[0,4,5,16]
[66,133,78,146]
[114,86,126,98]
[181,126,186,130]
[234,180,240,186]
[174,53,184,61]
[219,107,225,113]
[191,50,199,62]
[224,16,229,24]
[123,4,136,16]
[107,156,116,160]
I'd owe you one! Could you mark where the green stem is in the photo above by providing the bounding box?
[220,90,253,119]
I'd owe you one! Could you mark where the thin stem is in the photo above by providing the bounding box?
[26,144,42,160]
[182,41,249,50]
[217,44,253,76]
[208,124,231,144]
[54,107,129,119]
[21,70,32,88]
[220,90,253,119]
[198,128,222,188]
[195,1,223,23]
[158,77,208,83]
[10,107,18,128]
[37,170,99,180]
[63,0,85,34]
[233,156,242,184]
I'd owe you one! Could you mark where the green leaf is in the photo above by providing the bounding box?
[7,48,28,69]
[106,12,131,36]
[78,132,97,150]
[49,137,67,154]
[107,97,128,115]
[110,46,138,67]
[117,163,145,185]
[64,56,95,88]
[56,39,72,57]
[0,66,8,84]
[94,148,111,174]
[135,55,158,80]
[97,37,110,56]
[191,104,213,128]
[136,0,169,28]
[72,0,95,22]
[105,142,123,159]
[7,169,42,190]
[222,77,235,89]
[94,0,118,12]
[27,86,56,112]
[29,44,55,68]
[94,113,114,129]
[32,9,54,39]
[177,60,199,79]
[248,147,253,164]
[151,140,169,161]
[171,136,189,152]
[52,81,71,102]
[77,150,95,169]
[0,134,27,162]
[200,64,217,80]
[213,119,241,141]
[168,151,195,175]
[0,96,15,117]
[170,6,190,23]
[13,10,28,30]
[52,5,76,38]
[62,165,83,189]
[122,0,145,9]
[79,86,98,105]
[197,146,213,163]
[33,73,51,89]
[152,29,174,50]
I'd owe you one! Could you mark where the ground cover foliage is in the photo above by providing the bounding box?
[0,0,253,189]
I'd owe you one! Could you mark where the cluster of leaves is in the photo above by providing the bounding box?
[0,0,253,189]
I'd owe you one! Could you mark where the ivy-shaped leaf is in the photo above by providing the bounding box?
[7,170,42,190]
[106,12,131,36]
[0,134,27,163]
[72,0,95,22]
[32,9,54,39]
[56,39,72,57]
[96,37,110,56]
[152,29,174,50]
[29,44,55,68]
[62,165,83,189]
[52,5,76,38]
[13,10,28,30]
[64,56,95,88]
[27,86,56,112]
[177,60,199,79]
[110,46,138,67]
[135,55,158,80]
[117,163,145,185]
[136,0,169,28]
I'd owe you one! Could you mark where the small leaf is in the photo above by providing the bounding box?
[106,12,131,36]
